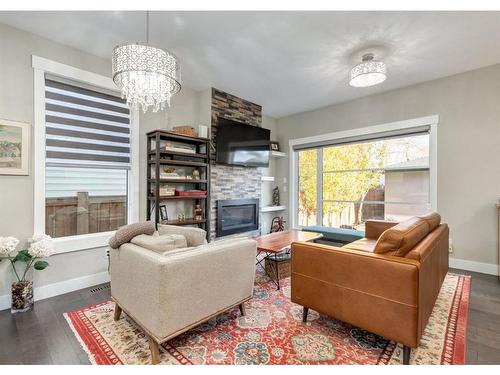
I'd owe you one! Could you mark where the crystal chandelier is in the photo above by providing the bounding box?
[112,12,181,112]
[349,53,387,88]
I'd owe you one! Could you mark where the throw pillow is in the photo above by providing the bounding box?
[417,212,441,232]
[108,221,156,249]
[373,216,430,257]
[157,224,207,247]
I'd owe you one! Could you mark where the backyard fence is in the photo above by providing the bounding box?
[45,192,127,238]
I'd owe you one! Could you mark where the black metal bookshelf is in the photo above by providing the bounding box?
[146,130,210,238]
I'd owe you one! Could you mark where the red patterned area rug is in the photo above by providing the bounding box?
[64,272,470,365]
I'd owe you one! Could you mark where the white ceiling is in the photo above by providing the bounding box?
[2,11,500,117]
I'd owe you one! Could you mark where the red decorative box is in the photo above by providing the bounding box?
[175,190,206,197]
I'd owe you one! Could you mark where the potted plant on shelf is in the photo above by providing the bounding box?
[0,234,55,313]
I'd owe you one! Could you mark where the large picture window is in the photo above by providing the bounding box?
[296,130,431,230]
[43,77,131,238]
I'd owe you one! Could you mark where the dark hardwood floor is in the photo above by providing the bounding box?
[451,269,500,364]
[0,284,111,364]
[0,269,499,365]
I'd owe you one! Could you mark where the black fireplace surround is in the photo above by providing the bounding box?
[216,198,259,237]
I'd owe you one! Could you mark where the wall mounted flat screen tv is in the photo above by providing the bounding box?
[216,118,271,167]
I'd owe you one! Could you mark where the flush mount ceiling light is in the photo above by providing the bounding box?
[349,53,387,88]
[112,12,181,112]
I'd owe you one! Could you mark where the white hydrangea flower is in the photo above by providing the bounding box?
[29,234,52,244]
[28,238,55,258]
[0,236,19,256]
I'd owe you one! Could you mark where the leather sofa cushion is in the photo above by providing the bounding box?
[303,226,365,243]
[405,249,421,261]
[417,212,441,232]
[342,238,377,253]
[131,233,187,254]
[365,220,398,239]
[374,217,430,257]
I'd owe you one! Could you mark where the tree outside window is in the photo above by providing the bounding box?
[297,134,430,229]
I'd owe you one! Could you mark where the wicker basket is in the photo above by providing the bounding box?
[172,126,198,137]
[265,253,291,279]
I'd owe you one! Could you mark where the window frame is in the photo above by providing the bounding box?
[32,55,139,254]
[289,115,438,229]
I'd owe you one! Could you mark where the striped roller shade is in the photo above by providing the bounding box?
[45,77,131,168]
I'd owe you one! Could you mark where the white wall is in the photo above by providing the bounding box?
[260,115,279,233]
[0,23,206,306]
[138,86,204,221]
[275,63,500,272]
[0,23,280,307]
[0,23,115,299]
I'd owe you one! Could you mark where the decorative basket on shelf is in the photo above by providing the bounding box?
[172,126,198,137]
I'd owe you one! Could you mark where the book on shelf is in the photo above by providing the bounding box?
[161,175,186,180]
[164,141,196,154]
[154,172,185,179]
[165,146,196,154]
[159,186,175,196]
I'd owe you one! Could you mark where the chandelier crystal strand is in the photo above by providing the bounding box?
[112,44,181,112]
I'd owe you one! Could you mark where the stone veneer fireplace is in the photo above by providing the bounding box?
[209,88,263,240]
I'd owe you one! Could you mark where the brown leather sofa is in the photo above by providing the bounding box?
[291,213,449,364]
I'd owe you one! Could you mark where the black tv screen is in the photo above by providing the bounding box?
[216,118,271,167]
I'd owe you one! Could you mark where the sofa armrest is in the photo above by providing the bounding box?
[364,220,399,239]
[291,241,420,347]
[109,243,164,333]
[415,224,449,339]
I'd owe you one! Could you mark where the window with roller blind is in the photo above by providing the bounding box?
[43,77,131,238]
[292,119,436,230]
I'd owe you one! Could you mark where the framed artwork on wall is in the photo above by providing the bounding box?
[270,141,280,151]
[0,119,30,175]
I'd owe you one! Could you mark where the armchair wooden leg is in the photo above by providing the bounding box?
[403,345,411,365]
[113,303,122,321]
[149,336,160,365]
[239,302,246,316]
[302,307,309,322]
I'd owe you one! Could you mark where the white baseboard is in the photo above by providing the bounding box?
[449,257,499,276]
[0,271,110,311]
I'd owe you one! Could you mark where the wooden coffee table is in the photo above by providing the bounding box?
[255,230,322,290]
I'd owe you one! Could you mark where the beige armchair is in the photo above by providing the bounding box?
[109,225,257,364]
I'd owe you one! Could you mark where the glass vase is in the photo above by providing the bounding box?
[11,280,34,313]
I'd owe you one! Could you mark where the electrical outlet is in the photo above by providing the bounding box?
[283,186,287,193]
[448,238,453,253]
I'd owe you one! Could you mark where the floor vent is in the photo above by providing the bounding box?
[89,284,110,294]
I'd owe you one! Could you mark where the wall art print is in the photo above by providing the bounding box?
[0,119,30,175]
